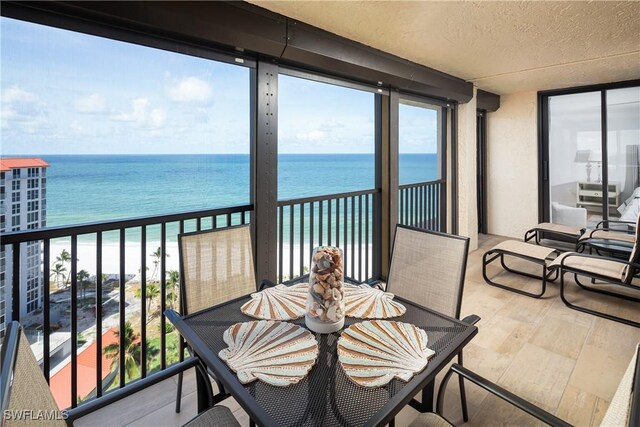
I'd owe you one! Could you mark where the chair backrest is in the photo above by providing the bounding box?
[624,214,640,283]
[599,343,639,427]
[179,225,256,315]
[1,321,67,427]
[387,225,470,319]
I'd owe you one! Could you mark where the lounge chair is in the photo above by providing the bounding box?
[409,344,639,427]
[578,219,637,256]
[524,222,585,248]
[483,241,560,298]
[549,214,640,327]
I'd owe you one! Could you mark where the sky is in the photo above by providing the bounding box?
[1,17,439,155]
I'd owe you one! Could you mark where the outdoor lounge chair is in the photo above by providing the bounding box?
[0,321,241,427]
[482,240,560,298]
[549,214,640,327]
[409,344,639,427]
[524,222,585,248]
[577,219,637,257]
[378,225,477,421]
[175,225,273,413]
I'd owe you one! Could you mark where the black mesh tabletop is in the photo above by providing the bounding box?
[176,277,477,427]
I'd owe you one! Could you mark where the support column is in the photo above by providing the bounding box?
[252,61,278,282]
[378,90,399,279]
[457,87,478,250]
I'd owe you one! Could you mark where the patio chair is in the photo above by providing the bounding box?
[524,222,585,248]
[380,224,477,421]
[175,225,273,413]
[409,344,640,427]
[577,219,637,256]
[548,214,640,327]
[0,321,240,427]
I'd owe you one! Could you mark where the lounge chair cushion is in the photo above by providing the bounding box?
[549,252,627,281]
[579,230,636,243]
[408,412,454,427]
[599,344,638,427]
[490,241,557,262]
[533,222,584,237]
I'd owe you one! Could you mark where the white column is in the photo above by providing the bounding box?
[457,87,478,250]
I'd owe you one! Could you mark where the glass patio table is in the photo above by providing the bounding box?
[166,276,478,427]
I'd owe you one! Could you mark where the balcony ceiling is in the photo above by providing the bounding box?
[249,1,640,95]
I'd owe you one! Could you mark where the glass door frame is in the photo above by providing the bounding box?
[538,79,640,223]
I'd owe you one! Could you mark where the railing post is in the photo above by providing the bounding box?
[252,61,278,283]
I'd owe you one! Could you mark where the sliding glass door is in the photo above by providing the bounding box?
[540,82,640,228]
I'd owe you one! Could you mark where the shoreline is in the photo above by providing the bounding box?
[48,241,374,281]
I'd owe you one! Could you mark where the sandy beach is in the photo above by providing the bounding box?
[48,240,373,282]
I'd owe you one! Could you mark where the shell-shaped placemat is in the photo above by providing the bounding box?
[337,320,435,387]
[343,284,406,319]
[219,320,319,386]
[241,284,308,320]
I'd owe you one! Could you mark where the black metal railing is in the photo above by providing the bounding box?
[399,180,446,231]
[1,204,252,409]
[277,189,379,284]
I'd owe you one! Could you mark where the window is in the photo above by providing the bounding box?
[11,181,20,191]
[278,73,375,199]
[12,204,20,214]
[12,169,20,179]
[11,215,20,226]
[2,17,251,227]
[399,99,443,185]
[11,192,19,203]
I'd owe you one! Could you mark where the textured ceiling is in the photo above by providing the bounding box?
[249,1,640,95]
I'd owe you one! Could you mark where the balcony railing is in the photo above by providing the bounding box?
[1,183,444,412]
[399,179,446,232]
[1,204,252,409]
[277,188,379,284]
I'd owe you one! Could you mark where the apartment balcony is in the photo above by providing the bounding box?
[1,1,639,427]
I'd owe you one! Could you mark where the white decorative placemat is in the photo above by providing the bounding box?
[337,320,434,387]
[240,284,308,320]
[219,320,319,387]
[343,284,406,319]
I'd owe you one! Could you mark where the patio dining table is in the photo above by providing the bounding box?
[166,276,478,427]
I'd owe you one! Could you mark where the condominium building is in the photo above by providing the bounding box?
[0,158,49,336]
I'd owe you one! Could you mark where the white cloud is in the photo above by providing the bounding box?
[112,98,166,129]
[168,77,213,105]
[1,85,48,132]
[295,129,326,142]
[74,93,106,113]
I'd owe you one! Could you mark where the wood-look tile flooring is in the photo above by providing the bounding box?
[76,234,640,427]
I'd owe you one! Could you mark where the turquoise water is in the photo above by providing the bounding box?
[40,154,439,228]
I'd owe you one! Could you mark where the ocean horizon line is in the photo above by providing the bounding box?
[1,152,438,157]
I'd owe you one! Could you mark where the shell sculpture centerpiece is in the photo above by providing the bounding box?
[337,320,435,387]
[240,283,308,320]
[343,284,406,319]
[219,320,319,387]
[306,246,345,334]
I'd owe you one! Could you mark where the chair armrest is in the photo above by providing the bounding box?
[596,219,636,230]
[258,279,277,290]
[437,364,572,427]
[461,314,481,325]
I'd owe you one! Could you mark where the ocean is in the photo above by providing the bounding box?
[41,154,439,227]
[21,153,438,275]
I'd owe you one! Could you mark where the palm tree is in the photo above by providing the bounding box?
[56,249,73,288]
[150,247,169,281]
[50,263,67,289]
[166,270,180,310]
[134,282,161,318]
[77,269,91,299]
[103,322,141,381]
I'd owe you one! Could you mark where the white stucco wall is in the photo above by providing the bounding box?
[486,91,539,238]
[458,88,478,250]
